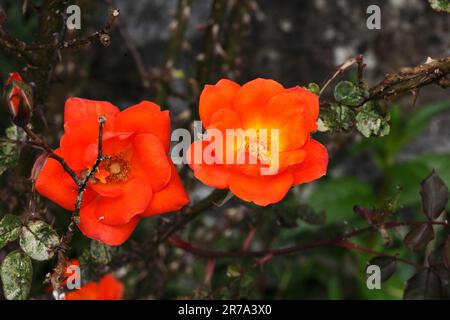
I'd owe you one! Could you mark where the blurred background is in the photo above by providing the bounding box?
[0,0,449,299]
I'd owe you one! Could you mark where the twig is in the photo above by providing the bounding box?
[337,240,420,268]
[50,116,106,298]
[169,220,450,266]
[367,56,450,102]
[157,189,229,243]
[191,0,228,119]
[320,54,364,96]
[21,125,81,185]
[222,0,253,77]
[1,7,120,52]
[155,0,193,105]
[169,226,371,258]
[115,17,151,89]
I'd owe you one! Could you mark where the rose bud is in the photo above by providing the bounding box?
[2,72,34,127]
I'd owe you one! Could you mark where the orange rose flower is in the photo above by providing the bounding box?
[187,78,328,206]
[65,274,124,300]
[35,98,189,245]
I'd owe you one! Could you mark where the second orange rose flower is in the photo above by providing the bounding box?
[187,78,328,206]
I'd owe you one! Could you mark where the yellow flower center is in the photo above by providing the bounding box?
[93,154,130,184]
[244,129,273,165]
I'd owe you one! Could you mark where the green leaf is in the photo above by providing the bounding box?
[318,104,356,132]
[334,81,367,106]
[355,102,390,138]
[305,177,376,222]
[307,82,320,95]
[317,108,336,132]
[90,240,117,264]
[404,268,442,300]
[367,256,397,282]
[19,220,60,261]
[429,0,450,13]
[420,170,449,220]
[0,250,33,300]
[334,104,355,131]
[0,126,25,176]
[404,224,434,251]
[0,214,21,249]
[273,202,326,228]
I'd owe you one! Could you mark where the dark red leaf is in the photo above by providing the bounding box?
[404,224,434,251]
[445,236,450,269]
[404,268,442,300]
[367,256,397,282]
[420,170,449,220]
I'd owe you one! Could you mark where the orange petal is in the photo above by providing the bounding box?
[233,78,284,129]
[132,134,171,192]
[187,140,232,188]
[113,101,171,152]
[64,98,119,124]
[279,149,306,169]
[288,86,319,132]
[91,177,152,226]
[263,91,309,151]
[142,163,189,217]
[60,118,104,170]
[97,274,124,300]
[79,203,140,246]
[65,274,123,300]
[292,139,328,185]
[209,108,242,131]
[65,282,99,300]
[101,132,134,156]
[229,171,293,206]
[199,79,240,127]
[34,149,78,211]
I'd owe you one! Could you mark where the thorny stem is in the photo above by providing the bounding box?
[192,0,228,119]
[169,220,450,268]
[221,0,253,77]
[320,55,450,105]
[367,56,450,102]
[337,240,420,268]
[50,117,106,298]
[320,55,364,96]
[157,189,229,243]
[0,7,119,52]
[110,5,151,89]
[21,125,81,185]
[155,0,193,106]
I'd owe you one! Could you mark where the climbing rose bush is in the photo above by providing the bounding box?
[65,274,123,300]
[35,98,189,245]
[187,78,328,206]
